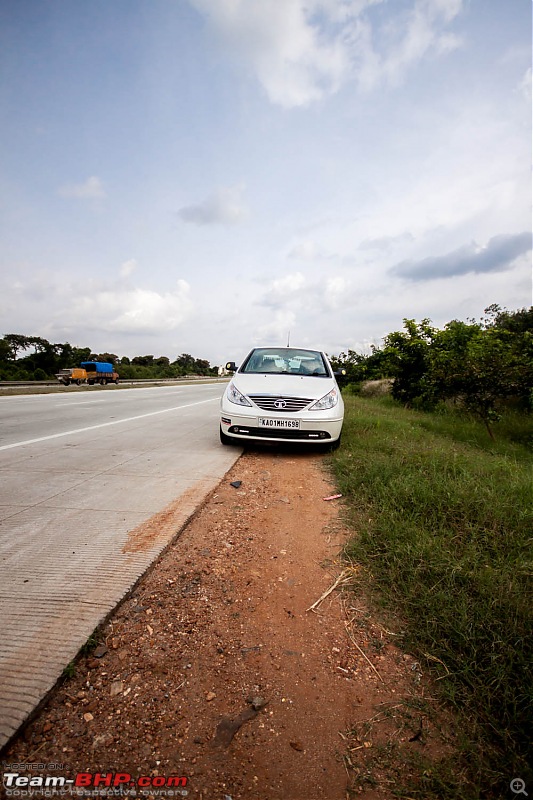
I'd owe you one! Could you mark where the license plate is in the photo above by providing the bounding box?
[258,418,300,429]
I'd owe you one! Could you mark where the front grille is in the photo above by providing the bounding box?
[248,395,313,412]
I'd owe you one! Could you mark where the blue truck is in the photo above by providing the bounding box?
[56,362,120,386]
[80,362,120,386]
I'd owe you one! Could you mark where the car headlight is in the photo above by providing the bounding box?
[227,382,252,407]
[310,387,338,410]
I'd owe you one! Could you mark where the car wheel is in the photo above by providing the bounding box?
[318,434,342,453]
[100,378,107,386]
[330,433,342,451]
[76,379,81,386]
[220,427,235,446]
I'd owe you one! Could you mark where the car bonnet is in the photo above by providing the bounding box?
[232,372,335,400]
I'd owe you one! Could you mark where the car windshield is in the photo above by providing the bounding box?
[240,348,330,377]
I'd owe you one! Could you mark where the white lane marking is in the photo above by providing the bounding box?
[0,397,220,451]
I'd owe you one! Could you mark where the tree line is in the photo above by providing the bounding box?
[0,334,219,381]
[330,305,532,438]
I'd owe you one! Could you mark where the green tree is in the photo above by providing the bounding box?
[485,306,533,410]
[0,338,12,363]
[193,358,210,374]
[174,353,195,372]
[329,350,367,384]
[16,337,61,377]
[457,330,525,439]
[382,318,436,406]
[132,355,154,367]
[428,309,533,435]
[94,352,119,364]
[3,334,31,360]
[71,346,92,365]
[428,319,482,401]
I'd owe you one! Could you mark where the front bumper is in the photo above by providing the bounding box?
[220,410,343,443]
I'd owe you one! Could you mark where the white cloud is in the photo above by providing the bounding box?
[253,309,297,344]
[58,176,106,199]
[63,280,194,334]
[0,271,194,342]
[102,282,193,333]
[272,272,306,293]
[324,275,348,309]
[288,240,327,261]
[257,269,354,321]
[178,185,248,226]
[188,0,465,106]
[189,0,351,107]
[353,0,464,91]
[261,271,306,308]
[119,259,137,278]
[359,232,415,251]
[378,0,463,86]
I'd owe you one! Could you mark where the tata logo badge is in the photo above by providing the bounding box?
[274,399,287,409]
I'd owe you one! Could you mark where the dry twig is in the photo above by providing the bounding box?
[344,622,385,683]
[423,651,450,677]
[306,568,357,612]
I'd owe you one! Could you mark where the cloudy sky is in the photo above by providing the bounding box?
[1,0,531,366]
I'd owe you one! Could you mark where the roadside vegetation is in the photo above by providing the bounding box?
[0,334,219,381]
[331,304,532,440]
[329,306,532,797]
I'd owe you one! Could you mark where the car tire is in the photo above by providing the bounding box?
[330,433,342,451]
[220,427,235,446]
[318,434,342,453]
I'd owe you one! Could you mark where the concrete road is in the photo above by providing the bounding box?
[0,384,241,750]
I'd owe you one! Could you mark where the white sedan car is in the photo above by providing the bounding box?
[220,346,344,448]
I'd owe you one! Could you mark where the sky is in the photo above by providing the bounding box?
[1,0,531,367]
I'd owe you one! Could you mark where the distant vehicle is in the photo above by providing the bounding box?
[220,346,344,448]
[80,362,119,385]
[56,362,119,386]
[55,368,89,386]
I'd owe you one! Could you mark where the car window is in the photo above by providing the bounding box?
[240,348,330,376]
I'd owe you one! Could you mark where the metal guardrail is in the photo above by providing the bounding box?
[0,377,229,389]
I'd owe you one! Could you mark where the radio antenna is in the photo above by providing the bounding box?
[286,330,290,347]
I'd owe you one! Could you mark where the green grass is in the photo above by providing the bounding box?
[331,396,533,797]
[61,662,76,680]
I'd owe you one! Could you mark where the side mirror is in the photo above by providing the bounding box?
[334,369,347,386]
[226,361,237,372]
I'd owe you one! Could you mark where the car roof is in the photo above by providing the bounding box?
[250,346,324,352]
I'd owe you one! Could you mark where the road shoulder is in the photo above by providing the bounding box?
[4,450,451,799]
